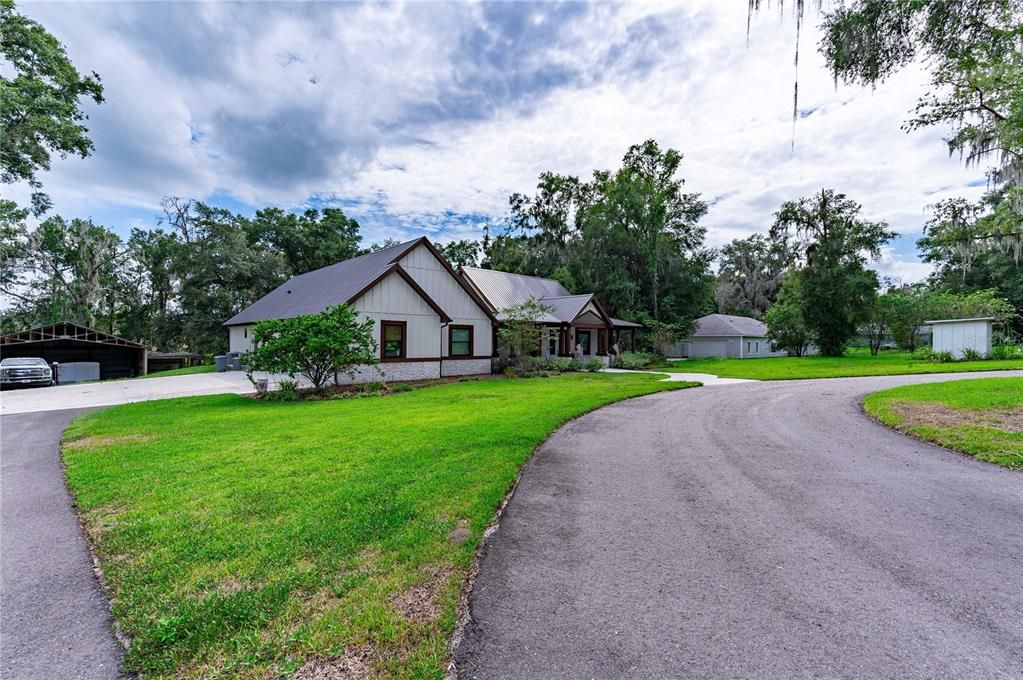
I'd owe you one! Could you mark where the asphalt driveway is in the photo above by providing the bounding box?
[1,408,123,680]
[455,371,1023,679]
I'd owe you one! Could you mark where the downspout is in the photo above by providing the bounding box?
[440,322,448,379]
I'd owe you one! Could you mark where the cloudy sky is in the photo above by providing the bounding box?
[13,1,989,282]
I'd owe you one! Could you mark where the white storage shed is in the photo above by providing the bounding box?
[926,317,994,360]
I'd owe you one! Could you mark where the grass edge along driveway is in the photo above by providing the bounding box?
[652,347,1023,380]
[863,377,1023,469]
[62,372,695,679]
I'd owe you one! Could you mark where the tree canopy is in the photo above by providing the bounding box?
[486,139,714,327]
[0,196,367,356]
[1,0,104,215]
[715,232,796,319]
[770,189,896,356]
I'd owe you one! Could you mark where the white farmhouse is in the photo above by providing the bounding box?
[225,237,496,382]
[926,317,994,359]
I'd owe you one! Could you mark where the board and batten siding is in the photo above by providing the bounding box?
[352,270,441,358]
[399,243,492,357]
[229,324,256,354]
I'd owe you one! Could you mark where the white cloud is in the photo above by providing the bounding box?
[10,1,988,284]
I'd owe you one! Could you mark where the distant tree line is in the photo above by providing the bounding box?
[0,198,390,355]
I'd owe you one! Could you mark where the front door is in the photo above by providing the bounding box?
[576,330,592,355]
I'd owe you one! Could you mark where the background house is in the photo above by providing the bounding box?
[225,238,496,382]
[459,267,639,362]
[670,313,786,359]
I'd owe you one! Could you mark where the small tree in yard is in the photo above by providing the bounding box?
[765,272,812,357]
[861,294,900,356]
[499,299,553,373]
[645,320,692,359]
[244,305,378,391]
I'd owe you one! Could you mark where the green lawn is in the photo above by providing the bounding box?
[141,364,215,378]
[651,347,1023,380]
[63,373,695,679]
[863,377,1023,469]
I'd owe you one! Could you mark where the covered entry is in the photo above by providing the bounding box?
[1,322,148,380]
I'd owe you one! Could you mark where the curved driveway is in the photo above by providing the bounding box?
[455,371,1023,679]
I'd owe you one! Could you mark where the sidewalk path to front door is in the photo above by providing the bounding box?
[600,367,754,386]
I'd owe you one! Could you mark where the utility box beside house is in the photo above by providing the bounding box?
[926,317,993,359]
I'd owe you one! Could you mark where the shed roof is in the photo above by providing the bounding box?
[925,317,995,325]
[692,313,768,338]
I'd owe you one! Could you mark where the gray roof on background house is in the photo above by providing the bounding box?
[224,239,421,326]
[692,313,768,338]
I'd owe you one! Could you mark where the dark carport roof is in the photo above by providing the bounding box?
[0,321,146,348]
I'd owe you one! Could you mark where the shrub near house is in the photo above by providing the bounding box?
[244,305,379,391]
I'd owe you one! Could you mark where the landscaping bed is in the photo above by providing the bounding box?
[863,377,1023,469]
[648,347,1023,380]
[62,372,695,678]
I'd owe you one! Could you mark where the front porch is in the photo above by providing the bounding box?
[543,322,638,361]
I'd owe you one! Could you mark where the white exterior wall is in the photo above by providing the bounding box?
[229,324,256,354]
[399,244,493,357]
[931,319,993,359]
[353,270,442,359]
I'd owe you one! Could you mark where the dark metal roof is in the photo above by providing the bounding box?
[224,239,422,326]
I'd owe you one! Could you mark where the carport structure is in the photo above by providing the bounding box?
[0,321,147,380]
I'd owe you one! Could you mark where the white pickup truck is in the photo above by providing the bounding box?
[0,357,54,388]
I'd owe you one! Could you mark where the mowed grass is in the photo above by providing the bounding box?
[652,347,1023,380]
[863,377,1023,469]
[141,364,216,378]
[62,373,694,678]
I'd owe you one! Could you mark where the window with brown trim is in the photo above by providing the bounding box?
[597,329,607,355]
[449,325,473,357]
[381,321,406,360]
